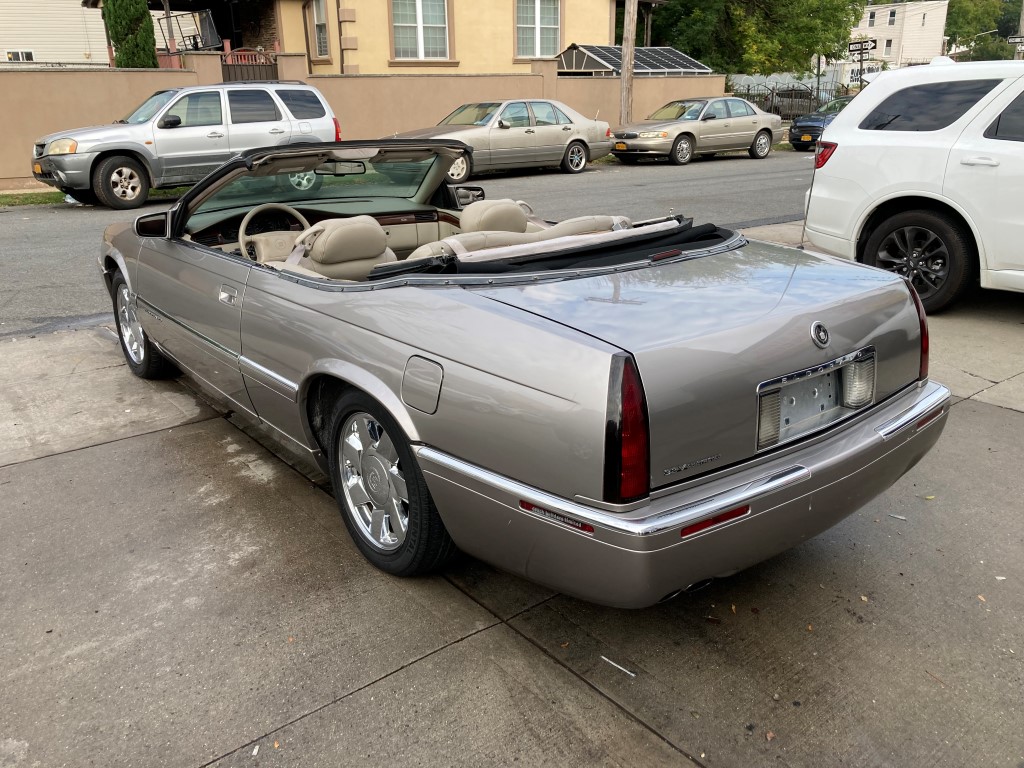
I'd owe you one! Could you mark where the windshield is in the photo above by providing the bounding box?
[648,100,707,121]
[440,103,501,126]
[820,97,851,113]
[121,90,178,124]
[191,153,439,217]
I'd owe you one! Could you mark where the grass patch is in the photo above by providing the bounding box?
[0,187,189,208]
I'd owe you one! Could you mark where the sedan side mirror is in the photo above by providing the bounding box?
[702,114,718,121]
[497,119,510,129]
[158,114,182,129]
[134,211,170,238]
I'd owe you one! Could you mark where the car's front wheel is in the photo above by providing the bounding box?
[93,155,150,209]
[327,391,456,576]
[862,210,973,313]
[111,272,176,379]
[668,135,693,165]
[561,141,588,173]
[446,155,472,184]
[749,130,773,159]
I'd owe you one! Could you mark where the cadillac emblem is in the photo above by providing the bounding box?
[810,321,830,349]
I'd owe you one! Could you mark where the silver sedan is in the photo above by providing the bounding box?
[612,97,782,165]
[394,99,612,183]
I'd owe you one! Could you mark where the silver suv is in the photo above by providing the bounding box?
[32,82,340,209]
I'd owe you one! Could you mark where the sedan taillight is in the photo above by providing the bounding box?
[815,141,837,169]
[907,280,930,380]
[604,354,650,504]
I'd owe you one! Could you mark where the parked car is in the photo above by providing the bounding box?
[392,100,612,183]
[611,97,782,165]
[32,82,340,210]
[788,95,855,151]
[805,60,1024,312]
[100,139,949,608]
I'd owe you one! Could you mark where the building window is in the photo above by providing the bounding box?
[312,0,328,58]
[5,50,34,62]
[517,0,560,58]
[888,9,897,25]
[884,39,892,57]
[393,0,449,59]
[868,11,875,27]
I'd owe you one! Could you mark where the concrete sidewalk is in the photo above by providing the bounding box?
[2,297,1023,766]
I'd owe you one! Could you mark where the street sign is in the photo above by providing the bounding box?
[848,39,878,54]
[1008,35,1024,44]
[1017,43,1024,53]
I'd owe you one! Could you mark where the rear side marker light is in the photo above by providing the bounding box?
[815,141,837,169]
[915,408,944,432]
[333,117,342,142]
[520,501,595,534]
[680,505,750,539]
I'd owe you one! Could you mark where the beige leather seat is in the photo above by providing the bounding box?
[458,198,530,233]
[271,215,397,281]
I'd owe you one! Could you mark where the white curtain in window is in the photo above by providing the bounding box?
[517,0,559,57]
[394,0,449,59]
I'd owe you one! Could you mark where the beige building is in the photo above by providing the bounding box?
[848,0,948,78]
[274,0,618,75]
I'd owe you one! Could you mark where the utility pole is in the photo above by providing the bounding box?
[1017,1,1024,61]
[620,0,638,125]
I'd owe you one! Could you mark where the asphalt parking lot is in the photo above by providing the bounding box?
[2,161,1023,767]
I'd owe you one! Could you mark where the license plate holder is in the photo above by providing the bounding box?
[777,370,839,441]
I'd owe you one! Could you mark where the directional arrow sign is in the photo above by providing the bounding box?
[1008,35,1024,43]
[1017,43,1024,53]
[848,39,878,54]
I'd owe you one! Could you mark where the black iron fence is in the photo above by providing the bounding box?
[731,82,851,120]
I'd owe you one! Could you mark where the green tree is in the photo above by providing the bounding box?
[104,0,159,69]
[648,0,867,74]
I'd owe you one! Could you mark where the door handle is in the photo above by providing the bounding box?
[269,128,286,135]
[207,131,224,138]
[525,129,535,134]
[218,285,238,306]
[562,126,572,131]
[960,156,1000,167]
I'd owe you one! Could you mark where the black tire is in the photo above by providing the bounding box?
[111,272,177,379]
[93,155,150,210]
[668,134,693,165]
[561,141,588,173]
[446,154,472,184]
[615,154,640,165]
[862,210,974,313]
[748,130,773,159]
[327,391,456,576]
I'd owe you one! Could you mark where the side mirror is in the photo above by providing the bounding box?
[157,114,182,129]
[497,119,510,129]
[454,186,485,207]
[134,211,170,238]
[702,114,718,121]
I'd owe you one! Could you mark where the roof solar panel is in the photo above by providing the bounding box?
[570,45,711,75]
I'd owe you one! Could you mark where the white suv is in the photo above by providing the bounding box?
[804,60,1024,312]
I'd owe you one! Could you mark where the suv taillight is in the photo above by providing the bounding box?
[815,141,837,169]
[333,117,342,142]
[907,280,929,380]
[604,354,650,504]
[606,127,612,138]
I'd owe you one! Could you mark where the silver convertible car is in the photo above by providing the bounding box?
[101,140,949,608]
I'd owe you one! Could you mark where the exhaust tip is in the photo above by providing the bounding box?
[657,589,684,604]
[683,578,715,594]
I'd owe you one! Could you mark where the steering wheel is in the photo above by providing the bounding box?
[238,203,311,259]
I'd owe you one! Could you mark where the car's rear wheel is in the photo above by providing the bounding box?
[862,210,973,313]
[284,171,323,193]
[668,135,693,165]
[749,130,773,159]
[111,272,176,379]
[561,141,588,173]
[93,155,149,210]
[446,155,472,184]
[328,391,456,576]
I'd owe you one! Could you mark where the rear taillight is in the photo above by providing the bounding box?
[907,280,929,380]
[333,117,342,142]
[815,141,837,169]
[604,354,650,504]
[606,127,612,138]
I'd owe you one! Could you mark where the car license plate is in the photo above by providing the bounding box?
[777,371,838,441]
[801,134,812,142]
[615,142,628,151]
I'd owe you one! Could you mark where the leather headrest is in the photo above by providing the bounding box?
[307,216,387,264]
[459,199,528,233]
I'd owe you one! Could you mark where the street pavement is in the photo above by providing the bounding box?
[2,181,1024,766]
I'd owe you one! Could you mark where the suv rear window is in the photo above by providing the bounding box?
[275,89,327,119]
[859,79,1001,132]
[985,91,1024,142]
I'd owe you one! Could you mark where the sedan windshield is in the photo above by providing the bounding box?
[121,90,178,124]
[440,103,501,126]
[648,100,707,121]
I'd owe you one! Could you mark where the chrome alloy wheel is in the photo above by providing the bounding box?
[446,156,468,181]
[566,144,587,171]
[338,412,409,552]
[108,165,143,202]
[754,132,771,157]
[674,137,692,163]
[288,171,316,191]
[875,225,949,300]
[116,284,146,365]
